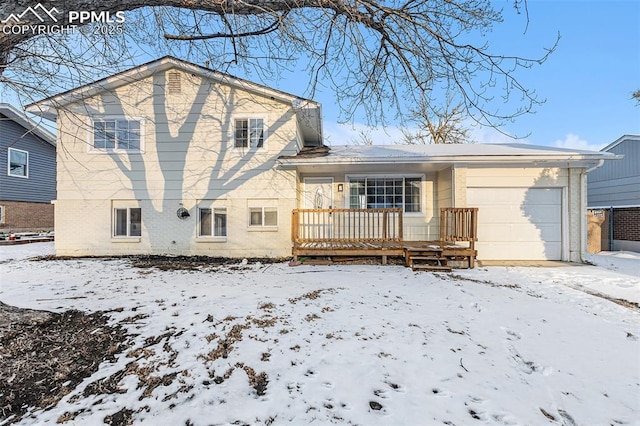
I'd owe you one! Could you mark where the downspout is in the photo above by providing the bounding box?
[581,159,605,261]
[609,206,614,251]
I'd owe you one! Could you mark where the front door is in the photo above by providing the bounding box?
[303,178,334,239]
[304,178,334,209]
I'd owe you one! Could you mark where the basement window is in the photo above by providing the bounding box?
[114,207,141,237]
[199,207,227,238]
[249,207,277,227]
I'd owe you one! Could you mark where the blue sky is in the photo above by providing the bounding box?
[324,0,640,149]
[493,0,640,149]
[2,1,638,149]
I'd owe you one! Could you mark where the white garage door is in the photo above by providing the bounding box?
[467,187,563,260]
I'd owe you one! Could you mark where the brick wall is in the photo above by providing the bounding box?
[613,207,640,242]
[0,200,54,232]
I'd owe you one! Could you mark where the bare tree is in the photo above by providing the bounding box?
[401,95,471,144]
[350,128,375,146]
[0,0,557,129]
[633,89,640,106]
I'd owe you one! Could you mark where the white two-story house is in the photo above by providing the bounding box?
[27,56,611,262]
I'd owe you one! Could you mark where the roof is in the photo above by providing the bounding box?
[0,103,56,147]
[277,143,618,168]
[279,145,331,159]
[25,56,323,145]
[599,134,640,152]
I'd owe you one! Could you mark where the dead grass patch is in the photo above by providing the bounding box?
[0,303,128,425]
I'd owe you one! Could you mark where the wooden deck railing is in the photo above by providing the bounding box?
[440,207,478,243]
[291,207,478,268]
[292,208,403,244]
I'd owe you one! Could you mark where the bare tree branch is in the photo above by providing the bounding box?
[0,0,558,130]
[401,94,471,144]
[164,11,288,40]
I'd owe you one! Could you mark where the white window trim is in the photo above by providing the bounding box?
[0,205,4,224]
[196,200,228,242]
[247,206,278,231]
[111,202,142,241]
[230,115,268,151]
[7,148,29,179]
[344,174,425,215]
[88,116,146,154]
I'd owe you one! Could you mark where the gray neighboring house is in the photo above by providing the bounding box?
[0,103,56,233]
[587,134,640,252]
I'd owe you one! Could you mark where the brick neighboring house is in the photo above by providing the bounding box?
[0,103,56,233]
[587,135,640,252]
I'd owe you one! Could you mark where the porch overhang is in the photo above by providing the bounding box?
[277,143,618,171]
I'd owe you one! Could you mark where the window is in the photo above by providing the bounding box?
[0,205,4,224]
[8,148,28,178]
[234,118,264,149]
[349,177,421,213]
[249,207,277,227]
[199,207,227,237]
[114,207,141,237]
[94,118,141,151]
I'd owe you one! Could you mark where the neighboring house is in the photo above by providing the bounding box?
[0,103,56,233]
[27,56,612,262]
[587,135,639,252]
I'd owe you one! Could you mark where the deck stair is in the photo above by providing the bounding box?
[405,247,452,272]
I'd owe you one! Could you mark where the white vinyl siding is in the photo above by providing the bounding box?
[51,62,301,257]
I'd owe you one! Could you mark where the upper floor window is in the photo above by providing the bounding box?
[93,118,141,151]
[349,176,422,213]
[8,148,28,178]
[234,118,264,149]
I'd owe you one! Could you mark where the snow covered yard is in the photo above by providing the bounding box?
[1,243,639,426]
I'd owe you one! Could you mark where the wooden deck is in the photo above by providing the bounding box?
[293,240,404,256]
[292,208,478,269]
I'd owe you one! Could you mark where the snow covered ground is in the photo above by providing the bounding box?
[1,243,639,425]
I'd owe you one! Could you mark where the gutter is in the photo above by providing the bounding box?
[278,154,616,169]
[585,159,604,174]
